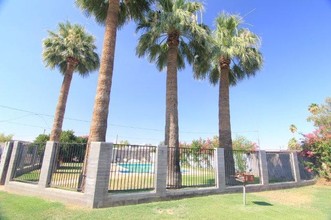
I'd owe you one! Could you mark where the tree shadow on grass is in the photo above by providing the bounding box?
[252,201,273,206]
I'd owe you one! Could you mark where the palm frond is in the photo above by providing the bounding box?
[42,21,99,76]
[75,0,108,25]
[200,12,263,86]
[136,0,209,75]
[76,0,154,27]
[209,65,220,85]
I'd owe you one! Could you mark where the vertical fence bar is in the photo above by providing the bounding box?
[18,144,28,170]
[48,143,86,191]
[167,147,216,189]
[167,147,173,188]
[10,143,46,184]
[108,144,156,192]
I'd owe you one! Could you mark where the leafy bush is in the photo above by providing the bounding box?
[288,137,301,151]
[33,130,88,163]
[180,136,258,172]
[232,136,258,173]
[0,133,13,142]
[232,135,258,152]
[300,98,331,180]
[301,129,331,180]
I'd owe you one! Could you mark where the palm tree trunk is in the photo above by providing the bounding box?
[166,33,181,189]
[89,0,119,142]
[81,0,119,192]
[219,56,236,183]
[50,61,76,141]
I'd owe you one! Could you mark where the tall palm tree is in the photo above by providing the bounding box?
[136,0,208,188]
[75,0,154,191]
[75,0,154,142]
[196,12,263,180]
[43,22,99,142]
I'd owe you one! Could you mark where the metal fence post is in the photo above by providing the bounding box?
[291,151,301,182]
[259,150,269,185]
[0,141,14,185]
[38,141,58,188]
[84,142,112,208]
[155,145,167,196]
[216,148,226,192]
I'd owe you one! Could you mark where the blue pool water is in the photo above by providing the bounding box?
[119,163,153,173]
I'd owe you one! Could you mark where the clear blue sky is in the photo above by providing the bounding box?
[0,0,330,149]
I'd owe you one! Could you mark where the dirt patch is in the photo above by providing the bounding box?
[156,208,175,215]
[252,190,312,207]
[315,178,331,186]
[154,204,186,216]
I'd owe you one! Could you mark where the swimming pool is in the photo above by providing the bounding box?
[119,163,154,173]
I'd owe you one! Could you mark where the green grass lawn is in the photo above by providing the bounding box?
[0,184,330,220]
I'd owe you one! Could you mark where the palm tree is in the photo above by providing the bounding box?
[136,0,208,188]
[75,0,154,192]
[43,22,99,142]
[196,12,263,180]
[308,103,319,115]
[289,124,297,134]
[75,0,154,142]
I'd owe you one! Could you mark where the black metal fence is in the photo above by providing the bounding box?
[49,143,86,191]
[224,150,261,186]
[12,142,46,184]
[109,144,157,192]
[266,151,295,183]
[167,147,216,189]
[297,152,315,181]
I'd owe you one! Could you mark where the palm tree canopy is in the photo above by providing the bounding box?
[289,124,297,133]
[197,12,263,86]
[75,0,154,27]
[136,0,209,72]
[308,103,319,114]
[42,22,100,76]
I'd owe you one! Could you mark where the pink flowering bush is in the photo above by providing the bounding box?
[300,98,331,181]
[301,127,331,180]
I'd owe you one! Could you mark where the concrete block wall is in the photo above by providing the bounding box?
[215,148,226,192]
[38,142,58,187]
[84,142,113,208]
[2,141,315,209]
[0,141,13,185]
[5,141,22,185]
[259,151,269,185]
[155,146,167,196]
